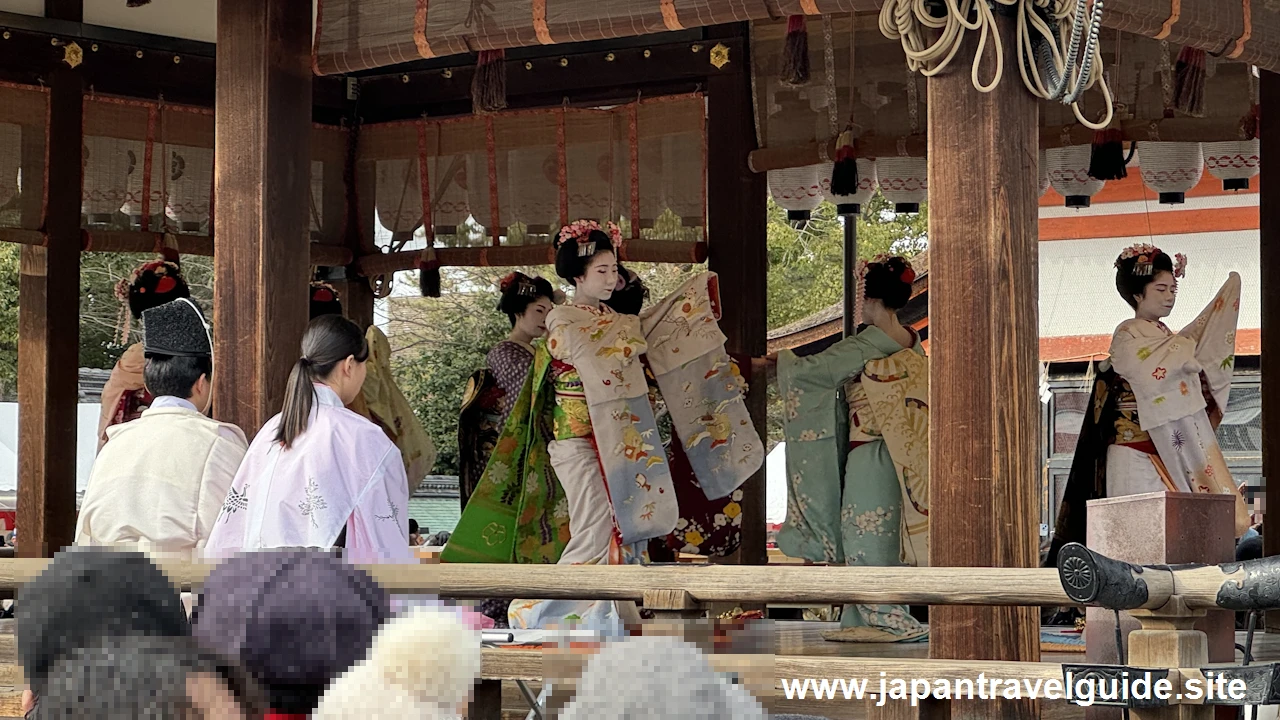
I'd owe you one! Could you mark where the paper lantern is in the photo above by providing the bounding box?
[84,135,140,220]
[822,159,877,216]
[0,124,18,210]
[374,158,423,236]
[1139,142,1203,205]
[1046,145,1104,209]
[1038,150,1050,198]
[164,145,213,233]
[1202,140,1259,192]
[875,157,927,214]
[768,164,823,222]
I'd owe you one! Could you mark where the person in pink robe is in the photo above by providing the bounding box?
[205,315,413,564]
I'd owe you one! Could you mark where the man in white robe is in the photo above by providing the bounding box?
[76,299,247,560]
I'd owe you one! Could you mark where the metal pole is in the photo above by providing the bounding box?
[842,211,858,337]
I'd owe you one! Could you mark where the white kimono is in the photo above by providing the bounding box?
[1108,272,1249,535]
[204,384,414,564]
[76,396,248,561]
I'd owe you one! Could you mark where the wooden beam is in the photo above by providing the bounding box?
[16,67,80,559]
[357,38,742,123]
[0,229,353,266]
[0,24,347,121]
[213,0,312,437]
[706,23,767,568]
[926,14,1040,720]
[1262,70,1280,633]
[354,240,707,276]
[746,118,1251,174]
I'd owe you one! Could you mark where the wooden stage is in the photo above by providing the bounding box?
[0,619,1266,719]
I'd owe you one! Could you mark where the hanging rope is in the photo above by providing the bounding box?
[878,0,1114,129]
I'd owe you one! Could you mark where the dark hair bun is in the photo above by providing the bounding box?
[124,260,191,320]
[498,273,555,323]
[863,257,914,310]
[555,229,615,283]
[1114,251,1175,309]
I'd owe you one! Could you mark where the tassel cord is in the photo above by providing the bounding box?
[879,0,1113,129]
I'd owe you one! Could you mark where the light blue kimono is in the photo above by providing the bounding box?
[776,326,928,642]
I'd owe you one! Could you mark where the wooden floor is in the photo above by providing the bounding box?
[0,619,1276,718]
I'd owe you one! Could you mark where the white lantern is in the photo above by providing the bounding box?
[1038,150,1050,198]
[875,157,927,214]
[0,124,19,210]
[768,164,824,222]
[822,159,877,216]
[1046,145,1104,209]
[84,135,140,221]
[1202,140,1259,192]
[164,145,213,233]
[375,158,423,237]
[1139,142,1203,205]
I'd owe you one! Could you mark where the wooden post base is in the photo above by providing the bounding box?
[1128,599,1211,720]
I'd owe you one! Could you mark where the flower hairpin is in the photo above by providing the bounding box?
[499,272,538,297]
[1115,243,1184,278]
[856,255,915,284]
[556,220,623,257]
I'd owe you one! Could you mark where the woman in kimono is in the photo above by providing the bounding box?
[205,314,412,564]
[489,273,557,427]
[97,255,192,452]
[777,256,930,643]
[443,220,761,634]
[1047,245,1249,567]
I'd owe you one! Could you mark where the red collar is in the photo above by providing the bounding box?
[265,713,309,720]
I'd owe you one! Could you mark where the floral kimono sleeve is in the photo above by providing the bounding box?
[778,333,874,444]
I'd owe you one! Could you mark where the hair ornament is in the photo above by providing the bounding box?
[1115,243,1184,278]
[555,219,623,257]
[856,254,915,284]
[498,272,538,297]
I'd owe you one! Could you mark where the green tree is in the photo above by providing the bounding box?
[0,243,17,401]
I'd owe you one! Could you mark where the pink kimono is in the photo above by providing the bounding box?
[204,384,413,564]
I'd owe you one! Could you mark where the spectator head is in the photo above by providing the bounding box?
[17,548,190,697]
[312,605,482,720]
[190,550,390,716]
[33,634,266,720]
[560,635,767,720]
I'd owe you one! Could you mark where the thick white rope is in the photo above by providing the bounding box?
[879,0,1114,129]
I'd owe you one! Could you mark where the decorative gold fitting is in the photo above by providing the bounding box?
[524,61,533,70]
[691,44,703,53]
[442,69,452,79]
[709,43,730,69]
[643,49,651,58]
[402,74,410,83]
[605,52,615,62]
[559,58,569,67]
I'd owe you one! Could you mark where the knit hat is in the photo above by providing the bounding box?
[34,634,266,719]
[16,548,190,696]
[190,549,390,714]
[312,605,483,720]
[142,299,212,358]
[560,635,767,720]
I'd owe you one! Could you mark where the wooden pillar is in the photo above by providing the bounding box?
[926,14,1040,720]
[1262,70,1280,633]
[342,120,377,332]
[213,0,313,436]
[16,67,81,558]
[706,23,768,567]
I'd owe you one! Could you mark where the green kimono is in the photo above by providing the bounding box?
[777,326,929,643]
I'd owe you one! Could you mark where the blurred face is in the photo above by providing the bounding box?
[1135,270,1177,320]
[515,297,555,338]
[576,251,618,301]
[185,673,247,720]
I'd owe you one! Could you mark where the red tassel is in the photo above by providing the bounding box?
[779,15,810,87]
[1173,46,1206,117]
[471,49,507,114]
[829,130,860,197]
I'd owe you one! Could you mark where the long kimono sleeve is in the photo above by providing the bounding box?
[192,431,249,553]
[347,445,414,564]
[1110,273,1241,430]
[775,332,876,563]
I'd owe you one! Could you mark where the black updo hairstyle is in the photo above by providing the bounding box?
[1115,250,1175,309]
[863,256,915,310]
[497,272,555,325]
[604,264,650,316]
[555,229,616,285]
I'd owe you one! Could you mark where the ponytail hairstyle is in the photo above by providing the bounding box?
[861,255,915,310]
[497,272,555,325]
[275,315,369,449]
[553,220,621,284]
